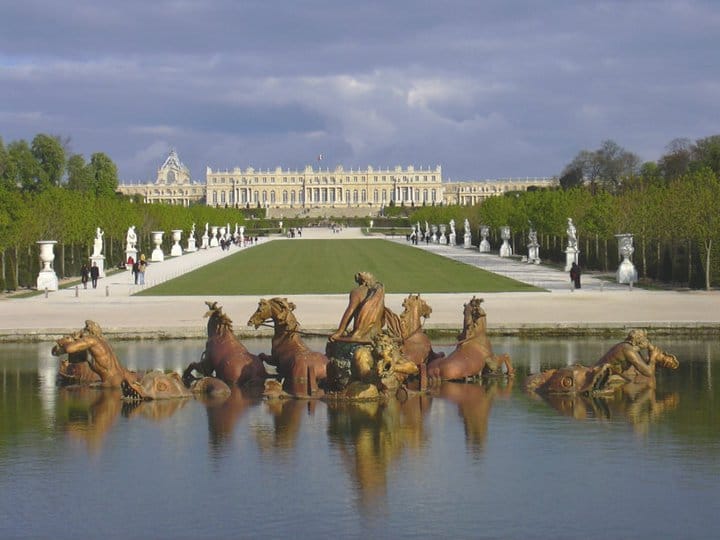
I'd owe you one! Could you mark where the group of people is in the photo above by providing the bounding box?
[80,262,100,289]
[128,255,148,285]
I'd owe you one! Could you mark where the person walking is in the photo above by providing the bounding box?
[90,262,100,289]
[80,263,90,289]
[137,255,147,285]
[570,262,581,289]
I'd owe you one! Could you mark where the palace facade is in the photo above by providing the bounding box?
[117,151,557,214]
[205,164,443,212]
[117,150,205,206]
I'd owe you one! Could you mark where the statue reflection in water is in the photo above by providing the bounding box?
[530,385,679,434]
[57,387,123,455]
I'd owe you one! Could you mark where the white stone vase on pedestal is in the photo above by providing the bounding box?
[36,241,59,291]
[210,226,219,248]
[615,233,638,284]
[464,232,472,249]
[171,229,183,257]
[431,225,438,243]
[439,224,447,245]
[499,226,512,257]
[479,226,491,252]
[151,231,165,262]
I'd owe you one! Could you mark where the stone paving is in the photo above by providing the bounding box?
[0,227,717,340]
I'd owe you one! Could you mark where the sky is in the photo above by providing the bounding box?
[1,0,719,184]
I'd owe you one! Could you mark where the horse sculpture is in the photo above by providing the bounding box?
[427,297,514,381]
[183,301,268,387]
[248,297,328,397]
[385,293,444,366]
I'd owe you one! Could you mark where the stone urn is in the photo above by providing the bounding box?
[151,231,165,262]
[210,226,219,248]
[36,240,59,291]
[171,229,183,257]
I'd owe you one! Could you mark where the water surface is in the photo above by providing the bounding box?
[1,337,718,540]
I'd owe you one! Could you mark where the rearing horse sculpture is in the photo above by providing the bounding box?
[427,296,513,381]
[183,301,268,387]
[248,297,328,397]
[385,293,444,366]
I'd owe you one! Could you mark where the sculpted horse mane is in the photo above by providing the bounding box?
[385,294,443,366]
[248,297,328,397]
[206,301,235,337]
[427,297,513,381]
[183,301,268,387]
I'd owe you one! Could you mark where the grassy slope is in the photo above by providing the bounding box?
[137,239,541,295]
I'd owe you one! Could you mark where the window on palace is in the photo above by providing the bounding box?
[415,176,419,181]
[361,189,367,202]
[345,190,350,203]
[291,191,296,204]
[329,190,335,202]
[382,190,387,202]
[374,190,379,203]
[353,190,359,203]
[283,191,288,204]
[212,192,217,204]
[423,189,428,201]
[262,191,268,202]
[270,191,276,203]
[221,192,226,203]
[431,189,436,201]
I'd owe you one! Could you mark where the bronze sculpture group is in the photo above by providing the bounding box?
[51,271,679,412]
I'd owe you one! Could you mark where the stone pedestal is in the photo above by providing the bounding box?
[528,246,541,264]
[151,231,165,262]
[564,247,579,271]
[617,258,638,284]
[186,236,197,252]
[125,248,138,269]
[201,234,209,249]
[90,255,106,278]
[170,229,183,257]
[36,240,59,291]
[464,232,472,249]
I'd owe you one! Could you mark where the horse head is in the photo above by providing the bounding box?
[205,301,234,337]
[248,298,272,329]
[400,294,432,334]
[248,297,299,331]
[460,296,486,340]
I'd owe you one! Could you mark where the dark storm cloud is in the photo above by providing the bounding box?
[1,0,719,181]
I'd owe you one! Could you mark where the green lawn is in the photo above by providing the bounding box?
[137,239,543,295]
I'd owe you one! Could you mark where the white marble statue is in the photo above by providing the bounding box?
[92,228,104,257]
[126,225,137,252]
[479,225,491,252]
[566,218,578,250]
[565,217,579,271]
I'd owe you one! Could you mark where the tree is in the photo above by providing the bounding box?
[692,135,720,176]
[6,140,44,192]
[671,168,720,290]
[659,138,693,181]
[88,152,119,197]
[31,134,66,187]
[558,164,584,190]
[561,140,640,193]
[66,154,93,192]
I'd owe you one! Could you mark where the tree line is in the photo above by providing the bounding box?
[0,134,252,290]
[408,136,720,290]
[1,132,718,291]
